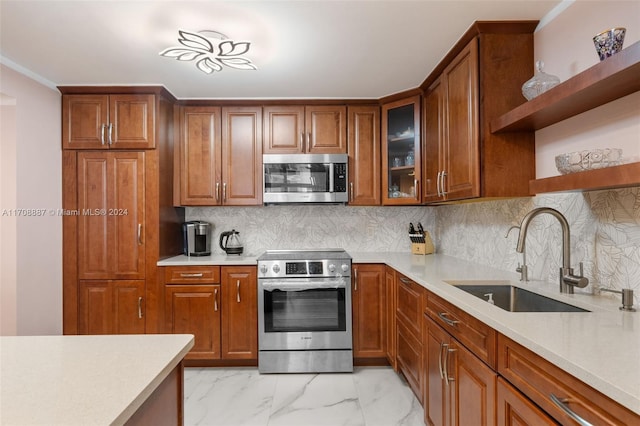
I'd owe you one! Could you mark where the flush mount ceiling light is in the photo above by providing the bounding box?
[159,30,257,74]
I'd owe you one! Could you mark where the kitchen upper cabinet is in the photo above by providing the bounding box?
[178,106,262,206]
[221,266,258,360]
[347,106,381,205]
[77,151,145,280]
[352,264,386,360]
[78,280,145,335]
[382,96,421,205]
[421,23,536,203]
[62,94,155,149]
[263,105,347,154]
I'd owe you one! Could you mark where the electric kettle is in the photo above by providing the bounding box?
[219,229,244,255]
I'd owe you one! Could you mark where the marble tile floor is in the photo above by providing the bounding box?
[184,367,424,426]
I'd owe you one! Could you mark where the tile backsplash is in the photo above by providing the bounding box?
[188,187,639,301]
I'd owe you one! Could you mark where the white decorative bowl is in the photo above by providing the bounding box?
[555,148,623,175]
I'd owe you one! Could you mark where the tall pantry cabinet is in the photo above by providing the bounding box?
[61,86,184,335]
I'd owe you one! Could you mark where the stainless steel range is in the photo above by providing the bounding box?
[257,249,353,373]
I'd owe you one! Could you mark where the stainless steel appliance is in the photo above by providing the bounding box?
[263,154,348,204]
[257,249,353,373]
[182,221,212,256]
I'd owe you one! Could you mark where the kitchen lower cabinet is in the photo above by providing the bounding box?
[78,280,145,335]
[424,314,496,426]
[163,265,257,362]
[221,266,258,359]
[385,266,397,369]
[352,264,386,360]
[496,377,555,426]
[395,273,426,400]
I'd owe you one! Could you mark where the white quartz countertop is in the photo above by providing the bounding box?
[156,251,639,415]
[0,334,194,426]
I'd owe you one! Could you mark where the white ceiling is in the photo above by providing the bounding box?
[0,0,562,100]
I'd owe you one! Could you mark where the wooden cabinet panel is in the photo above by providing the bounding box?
[306,105,347,153]
[385,266,397,369]
[165,285,221,360]
[496,377,556,426]
[347,106,381,205]
[79,280,145,335]
[498,334,640,426]
[396,274,425,339]
[397,318,423,401]
[442,38,479,201]
[263,106,305,154]
[63,94,154,149]
[422,79,444,203]
[425,315,450,426]
[221,107,263,205]
[180,107,222,205]
[164,266,221,284]
[77,152,145,280]
[221,266,258,359]
[352,264,386,359]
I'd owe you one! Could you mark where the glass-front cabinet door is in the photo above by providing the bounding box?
[382,95,421,205]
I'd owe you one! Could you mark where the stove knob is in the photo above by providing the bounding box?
[328,264,336,273]
[272,264,281,274]
[341,264,349,272]
[259,264,268,274]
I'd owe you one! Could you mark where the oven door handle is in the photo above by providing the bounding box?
[260,278,347,292]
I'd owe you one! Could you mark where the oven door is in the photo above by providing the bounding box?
[258,277,353,351]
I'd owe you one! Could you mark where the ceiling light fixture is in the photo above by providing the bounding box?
[159,30,257,74]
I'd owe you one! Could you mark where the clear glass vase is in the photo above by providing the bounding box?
[521,61,561,101]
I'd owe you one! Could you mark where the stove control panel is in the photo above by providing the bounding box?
[257,259,351,279]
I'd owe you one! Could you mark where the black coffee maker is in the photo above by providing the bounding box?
[182,221,212,256]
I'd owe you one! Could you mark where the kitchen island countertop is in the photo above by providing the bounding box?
[157,251,639,415]
[0,334,194,425]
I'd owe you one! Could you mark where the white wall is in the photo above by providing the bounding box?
[534,0,640,178]
[0,64,62,335]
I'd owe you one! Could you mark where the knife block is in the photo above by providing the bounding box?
[411,231,434,255]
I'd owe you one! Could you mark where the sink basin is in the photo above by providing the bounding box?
[450,283,589,313]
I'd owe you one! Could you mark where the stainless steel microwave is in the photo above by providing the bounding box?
[263,154,348,204]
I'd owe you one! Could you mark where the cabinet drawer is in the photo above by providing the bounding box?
[164,266,221,284]
[396,274,425,339]
[498,334,640,426]
[396,319,423,401]
[425,291,496,368]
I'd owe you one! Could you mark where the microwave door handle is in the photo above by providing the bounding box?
[329,163,335,193]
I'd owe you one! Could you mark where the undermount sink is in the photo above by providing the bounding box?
[447,281,589,313]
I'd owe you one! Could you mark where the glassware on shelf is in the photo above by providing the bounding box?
[405,149,415,166]
[521,61,561,101]
[393,157,403,168]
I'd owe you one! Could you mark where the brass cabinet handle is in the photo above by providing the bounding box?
[214,288,218,312]
[223,182,227,201]
[438,312,460,327]
[550,394,593,426]
[236,280,241,303]
[180,273,203,278]
[137,297,143,319]
[137,224,143,245]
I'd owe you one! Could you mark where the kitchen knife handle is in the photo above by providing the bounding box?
[236,280,241,303]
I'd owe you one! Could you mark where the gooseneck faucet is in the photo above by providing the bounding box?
[516,207,589,294]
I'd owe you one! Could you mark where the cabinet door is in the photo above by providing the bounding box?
[62,95,109,149]
[108,95,155,149]
[423,79,444,203]
[77,152,145,279]
[352,264,386,359]
[397,319,423,401]
[382,96,421,205]
[442,38,479,201]
[497,378,556,426]
[78,280,145,334]
[424,315,450,426]
[450,339,496,426]
[385,267,397,369]
[221,107,263,205]
[306,105,347,153]
[221,266,258,359]
[396,274,424,339]
[180,106,222,205]
[347,106,381,205]
[165,285,221,360]
[263,106,305,154]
